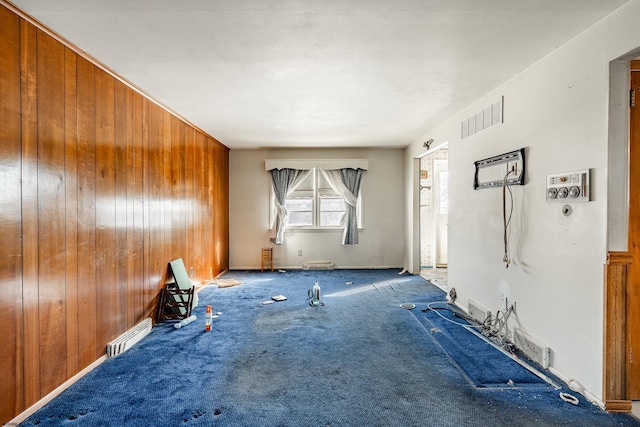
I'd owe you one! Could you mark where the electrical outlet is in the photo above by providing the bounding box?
[501,294,508,311]
[190,267,194,277]
[297,249,302,256]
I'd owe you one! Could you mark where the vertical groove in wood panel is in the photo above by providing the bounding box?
[204,138,214,278]
[185,127,195,278]
[76,56,97,370]
[20,17,40,408]
[95,69,117,355]
[194,132,204,281]
[36,29,68,397]
[63,46,79,380]
[132,92,144,324]
[0,6,23,422]
[146,102,161,320]
[141,99,151,320]
[156,108,164,290]
[124,87,136,329]
[162,110,172,280]
[114,81,128,336]
[180,122,187,260]
[171,116,181,262]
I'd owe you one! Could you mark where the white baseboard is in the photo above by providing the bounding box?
[5,355,107,426]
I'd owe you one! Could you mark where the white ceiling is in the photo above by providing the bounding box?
[10,0,629,149]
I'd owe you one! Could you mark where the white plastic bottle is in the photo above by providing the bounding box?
[309,281,321,306]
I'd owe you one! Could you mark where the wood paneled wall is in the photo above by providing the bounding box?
[603,251,632,412]
[0,5,229,423]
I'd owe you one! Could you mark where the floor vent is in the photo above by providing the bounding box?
[106,318,152,357]
[513,328,551,368]
[302,261,335,270]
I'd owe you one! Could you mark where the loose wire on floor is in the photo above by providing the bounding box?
[423,302,485,329]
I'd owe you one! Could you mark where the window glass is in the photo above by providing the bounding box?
[287,211,313,226]
[320,197,345,226]
[285,197,312,226]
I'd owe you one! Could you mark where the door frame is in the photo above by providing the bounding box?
[603,55,640,412]
[416,142,448,273]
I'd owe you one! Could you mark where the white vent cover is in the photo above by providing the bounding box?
[302,261,335,270]
[461,97,503,139]
[106,318,152,357]
[513,328,551,369]
[468,299,491,324]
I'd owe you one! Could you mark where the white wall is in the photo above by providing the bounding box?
[404,0,640,403]
[230,148,405,269]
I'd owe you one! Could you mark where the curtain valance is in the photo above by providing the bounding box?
[265,159,368,171]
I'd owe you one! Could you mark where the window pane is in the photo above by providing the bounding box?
[285,199,312,211]
[320,198,345,212]
[320,197,345,227]
[320,211,344,226]
[287,211,313,226]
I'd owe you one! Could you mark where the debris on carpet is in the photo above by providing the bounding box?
[215,278,242,288]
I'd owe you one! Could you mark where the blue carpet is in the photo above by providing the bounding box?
[19,269,640,426]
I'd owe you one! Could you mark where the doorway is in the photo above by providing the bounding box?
[419,145,448,288]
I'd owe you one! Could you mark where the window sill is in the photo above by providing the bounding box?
[272,228,364,233]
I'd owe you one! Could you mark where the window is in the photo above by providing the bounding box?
[281,169,361,230]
